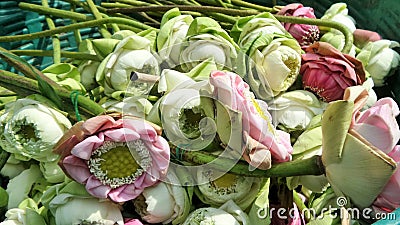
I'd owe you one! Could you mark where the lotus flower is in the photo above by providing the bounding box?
[321,86,397,208]
[277,3,320,47]
[234,12,302,100]
[195,169,261,210]
[301,42,366,102]
[182,200,249,225]
[209,71,293,169]
[0,99,72,162]
[53,115,170,202]
[179,17,239,72]
[321,3,356,34]
[356,40,400,87]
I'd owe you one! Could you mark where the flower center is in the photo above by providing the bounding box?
[179,107,205,139]
[88,140,151,188]
[282,57,299,88]
[14,123,39,142]
[206,171,238,195]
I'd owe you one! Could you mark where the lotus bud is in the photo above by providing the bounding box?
[133,170,191,224]
[277,3,320,47]
[157,8,193,66]
[321,3,356,34]
[182,200,249,225]
[320,32,356,56]
[42,63,86,93]
[180,17,239,71]
[301,42,366,102]
[268,90,324,131]
[356,40,400,87]
[353,29,382,49]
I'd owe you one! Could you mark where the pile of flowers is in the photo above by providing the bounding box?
[0,1,399,224]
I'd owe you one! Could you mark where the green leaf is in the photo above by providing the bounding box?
[248,179,271,225]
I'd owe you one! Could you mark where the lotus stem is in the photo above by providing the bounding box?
[0,18,155,43]
[10,50,101,61]
[42,0,61,64]
[86,0,112,38]
[0,70,106,116]
[179,150,325,177]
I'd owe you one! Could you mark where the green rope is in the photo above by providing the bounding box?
[70,90,82,121]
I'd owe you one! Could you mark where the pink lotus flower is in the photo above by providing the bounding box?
[209,71,292,169]
[53,115,170,202]
[343,87,400,212]
[301,42,366,102]
[277,3,320,47]
[373,145,400,212]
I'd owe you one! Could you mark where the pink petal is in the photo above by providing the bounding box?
[85,176,112,199]
[108,184,143,202]
[62,155,91,183]
[71,133,105,160]
[103,127,140,142]
[82,115,123,135]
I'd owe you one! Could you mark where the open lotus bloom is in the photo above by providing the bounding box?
[277,3,320,47]
[209,71,293,170]
[0,98,72,162]
[321,86,398,208]
[195,169,261,210]
[53,115,170,202]
[182,200,249,225]
[301,42,366,102]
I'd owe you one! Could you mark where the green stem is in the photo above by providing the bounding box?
[293,190,312,222]
[106,5,259,16]
[113,0,153,6]
[70,4,83,46]
[230,0,273,12]
[0,70,106,116]
[86,0,112,38]
[19,2,92,21]
[42,0,61,64]
[0,17,155,43]
[10,50,100,61]
[274,15,353,54]
[180,150,324,177]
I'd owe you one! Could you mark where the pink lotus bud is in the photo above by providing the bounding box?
[301,42,366,102]
[353,29,382,48]
[277,3,320,47]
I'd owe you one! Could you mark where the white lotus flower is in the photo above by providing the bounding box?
[321,3,356,34]
[49,195,123,225]
[268,90,324,131]
[157,9,193,65]
[196,169,261,210]
[133,170,190,224]
[356,40,400,87]
[96,34,160,99]
[0,99,71,162]
[182,200,249,225]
